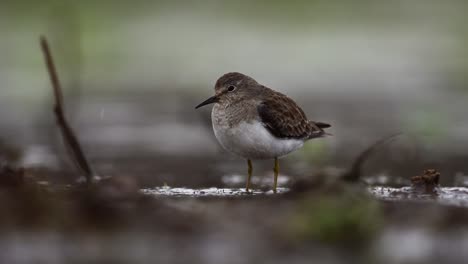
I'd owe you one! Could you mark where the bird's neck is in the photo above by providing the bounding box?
[213,101,258,128]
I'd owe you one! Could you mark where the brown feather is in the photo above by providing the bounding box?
[257,87,330,140]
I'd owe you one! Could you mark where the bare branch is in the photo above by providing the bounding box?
[40,35,94,185]
[342,133,402,182]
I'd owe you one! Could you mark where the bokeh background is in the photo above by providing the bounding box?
[2,0,468,184]
[3,0,468,186]
[1,1,468,263]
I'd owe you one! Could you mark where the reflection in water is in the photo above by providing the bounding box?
[370,186,468,208]
[141,184,468,208]
[221,174,291,186]
[141,186,289,197]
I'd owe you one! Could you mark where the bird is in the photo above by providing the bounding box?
[195,72,330,193]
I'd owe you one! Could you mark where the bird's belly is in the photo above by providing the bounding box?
[213,121,304,160]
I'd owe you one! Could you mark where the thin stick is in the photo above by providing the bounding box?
[40,35,94,185]
[342,133,402,182]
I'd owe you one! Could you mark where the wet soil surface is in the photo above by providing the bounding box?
[141,186,290,197]
[1,165,468,264]
[370,186,468,207]
[141,184,468,208]
[1,96,468,263]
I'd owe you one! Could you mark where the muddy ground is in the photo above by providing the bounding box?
[0,84,468,263]
[1,168,468,264]
[1,93,468,264]
[2,1,468,262]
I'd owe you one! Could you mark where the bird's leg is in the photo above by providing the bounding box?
[246,159,253,192]
[273,157,279,193]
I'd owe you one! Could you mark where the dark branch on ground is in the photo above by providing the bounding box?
[342,133,402,182]
[40,35,94,185]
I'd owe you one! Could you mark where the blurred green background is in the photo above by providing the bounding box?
[1,0,468,185]
[1,2,468,264]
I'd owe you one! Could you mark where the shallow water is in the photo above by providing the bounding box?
[141,186,289,197]
[220,174,291,186]
[141,180,468,208]
[370,186,468,207]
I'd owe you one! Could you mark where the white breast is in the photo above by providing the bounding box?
[212,118,304,160]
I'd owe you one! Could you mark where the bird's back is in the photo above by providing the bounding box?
[257,87,330,140]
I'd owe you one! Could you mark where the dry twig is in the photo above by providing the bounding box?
[40,36,94,185]
[342,133,402,182]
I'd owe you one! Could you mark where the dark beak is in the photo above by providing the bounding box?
[195,95,219,109]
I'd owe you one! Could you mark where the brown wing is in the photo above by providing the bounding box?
[257,90,327,140]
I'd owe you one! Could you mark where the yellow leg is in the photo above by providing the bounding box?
[273,157,279,193]
[246,159,253,192]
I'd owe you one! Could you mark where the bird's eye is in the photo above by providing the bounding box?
[227,85,236,92]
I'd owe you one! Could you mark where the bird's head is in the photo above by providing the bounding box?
[195,72,261,109]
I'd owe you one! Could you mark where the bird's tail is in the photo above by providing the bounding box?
[308,121,332,139]
[315,121,331,129]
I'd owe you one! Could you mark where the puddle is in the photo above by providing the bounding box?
[140,186,289,197]
[141,185,468,207]
[370,186,468,207]
[221,174,291,186]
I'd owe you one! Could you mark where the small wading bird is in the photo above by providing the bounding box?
[196,72,330,193]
